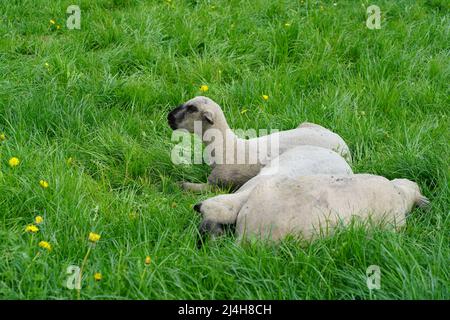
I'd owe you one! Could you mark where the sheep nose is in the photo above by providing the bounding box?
[193,203,202,213]
[167,112,177,129]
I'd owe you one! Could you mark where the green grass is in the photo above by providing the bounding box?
[0,0,449,299]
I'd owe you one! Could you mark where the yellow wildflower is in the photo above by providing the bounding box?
[39,180,49,188]
[88,232,101,243]
[35,215,44,224]
[49,19,56,25]
[0,133,6,141]
[38,241,52,251]
[145,256,151,265]
[94,272,102,281]
[56,25,61,30]
[8,157,20,167]
[25,225,39,233]
[199,85,209,92]
[262,95,269,101]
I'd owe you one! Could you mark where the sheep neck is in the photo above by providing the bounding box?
[200,118,241,150]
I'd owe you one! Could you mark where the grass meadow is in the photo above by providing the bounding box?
[0,0,448,299]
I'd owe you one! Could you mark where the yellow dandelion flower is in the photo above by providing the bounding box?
[38,241,52,251]
[145,256,151,265]
[39,180,49,188]
[0,133,6,141]
[49,19,56,25]
[25,224,39,233]
[35,215,44,224]
[94,272,102,281]
[8,157,20,167]
[199,85,209,92]
[262,95,269,101]
[56,25,61,30]
[88,232,101,243]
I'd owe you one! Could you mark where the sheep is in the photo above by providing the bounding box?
[193,145,353,238]
[233,174,429,242]
[168,96,351,191]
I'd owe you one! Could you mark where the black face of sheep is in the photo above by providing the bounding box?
[194,203,223,248]
[196,222,237,248]
[196,220,223,248]
[193,202,202,213]
[167,104,184,130]
[167,103,200,130]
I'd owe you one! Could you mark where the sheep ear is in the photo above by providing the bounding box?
[202,111,214,125]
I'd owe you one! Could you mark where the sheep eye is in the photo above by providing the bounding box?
[186,105,198,113]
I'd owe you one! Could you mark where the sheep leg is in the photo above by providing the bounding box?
[181,182,212,192]
[199,189,253,225]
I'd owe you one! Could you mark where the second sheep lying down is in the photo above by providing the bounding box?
[234,174,429,242]
[195,149,429,242]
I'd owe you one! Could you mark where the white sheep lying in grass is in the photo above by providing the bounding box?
[233,174,429,242]
[199,174,429,243]
[194,143,429,242]
[168,96,351,191]
[194,145,353,238]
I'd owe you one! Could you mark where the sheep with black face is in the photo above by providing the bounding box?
[168,96,352,191]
